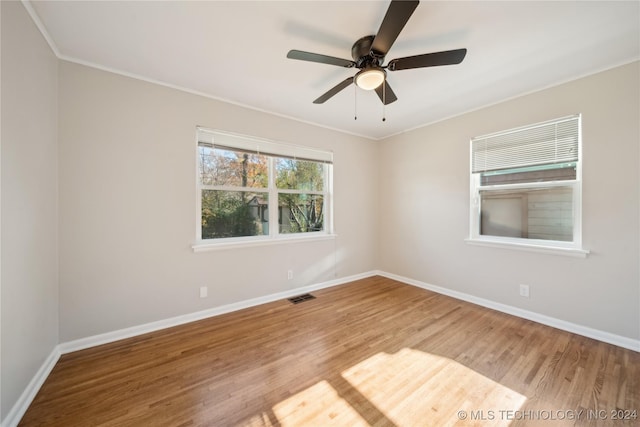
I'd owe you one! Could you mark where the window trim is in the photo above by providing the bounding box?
[464,237,589,258]
[467,115,589,257]
[193,127,334,250]
[193,232,337,252]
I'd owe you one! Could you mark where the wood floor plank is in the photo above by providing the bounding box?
[19,276,639,426]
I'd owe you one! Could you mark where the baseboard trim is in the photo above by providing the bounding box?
[5,269,637,427]
[375,270,640,352]
[4,271,376,427]
[59,271,376,354]
[1,346,61,427]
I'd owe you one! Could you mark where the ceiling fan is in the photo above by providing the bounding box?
[286,0,467,105]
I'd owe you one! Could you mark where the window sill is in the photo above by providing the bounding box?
[465,238,590,258]
[193,233,337,252]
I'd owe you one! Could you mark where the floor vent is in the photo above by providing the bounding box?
[288,293,316,304]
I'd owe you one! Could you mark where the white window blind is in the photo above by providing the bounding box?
[472,115,579,173]
[197,127,333,164]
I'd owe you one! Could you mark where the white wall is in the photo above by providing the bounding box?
[2,2,638,420]
[58,61,378,342]
[378,62,640,341]
[1,1,59,421]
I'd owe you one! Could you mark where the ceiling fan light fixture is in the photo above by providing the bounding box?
[355,67,385,90]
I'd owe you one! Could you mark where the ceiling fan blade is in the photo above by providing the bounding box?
[287,50,356,68]
[371,0,419,57]
[388,48,467,71]
[375,81,398,105]
[313,77,354,104]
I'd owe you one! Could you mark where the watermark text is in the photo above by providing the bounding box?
[456,409,637,422]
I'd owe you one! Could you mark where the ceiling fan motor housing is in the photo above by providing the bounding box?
[286,0,466,105]
[352,35,384,68]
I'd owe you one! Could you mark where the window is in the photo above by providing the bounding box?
[468,115,588,256]
[195,128,333,248]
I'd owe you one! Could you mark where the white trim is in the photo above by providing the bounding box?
[197,127,334,163]
[19,1,640,142]
[380,57,640,141]
[63,56,375,141]
[2,271,374,426]
[20,1,61,57]
[58,271,374,354]
[17,0,375,143]
[192,233,337,252]
[375,270,639,352]
[196,128,333,244]
[5,270,637,426]
[464,238,589,258]
[468,115,585,254]
[1,347,61,427]
[477,180,579,192]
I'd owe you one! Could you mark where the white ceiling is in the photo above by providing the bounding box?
[28,1,640,140]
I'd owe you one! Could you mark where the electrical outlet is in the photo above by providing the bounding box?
[199,286,208,298]
[519,284,530,298]
[287,270,293,280]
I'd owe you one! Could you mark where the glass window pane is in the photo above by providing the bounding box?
[275,158,324,191]
[201,190,269,239]
[278,194,324,234]
[480,186,573,242]
[200,146,268,188]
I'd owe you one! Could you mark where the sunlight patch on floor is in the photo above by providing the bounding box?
[242,348,526,426]
[341,348,527,426]
[271,380,369,426]
[242,412,279,427]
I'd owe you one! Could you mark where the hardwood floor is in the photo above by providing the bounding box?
[20,276,639,426]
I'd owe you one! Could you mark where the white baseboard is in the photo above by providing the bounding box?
[1,346,61,427]
[5,269,637,427]
[53,269,640,355]
[59,271,376,354]
[375,270,640,352]
[3,271,376,427]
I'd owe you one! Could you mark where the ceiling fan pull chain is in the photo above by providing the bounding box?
[382,80,387,122]
[287,1,467,115]
[354,84,358,120]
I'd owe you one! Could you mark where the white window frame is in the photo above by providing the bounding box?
[193,128,334,252]
[466,115,589,258]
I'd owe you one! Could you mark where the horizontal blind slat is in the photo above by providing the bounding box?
[472,115,579,173]
[199,143,331,164]
[197,127,333,164]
